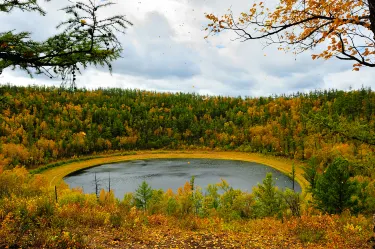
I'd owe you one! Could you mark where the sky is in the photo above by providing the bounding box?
[1,0,375,97]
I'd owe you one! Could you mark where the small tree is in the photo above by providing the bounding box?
[189,175,202,216]
[314,157,358,214]
[302,156,320,193]
[290,162,296,191]
[190,175,196,192]
[253,173,284,218]
[282,188,301,217]
[135,181,153,212]
[203,183,220,211]
[200,183,219,218]
[93,172,101,199]
[148,189,164,215]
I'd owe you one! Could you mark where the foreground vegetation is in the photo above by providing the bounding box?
[0,166,373,248]
[1,85,375,248]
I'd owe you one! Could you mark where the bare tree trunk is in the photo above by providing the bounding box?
[369,0,375,38]
[108,172,111,192]
[55,186,58,203]
[94,173,99,199]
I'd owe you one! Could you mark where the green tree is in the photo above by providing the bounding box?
[0,0,132,90]
[253,173,284,218]
[202,183,220,215]
[282,188,301,217]
[302,156,320,193]
[350,179,375,215]
[135,181,153,212]
[314,157,358,214]
[148,189,164,214]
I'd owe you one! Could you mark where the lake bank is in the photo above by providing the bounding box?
[40,151,308,193]
[64,158,302,198]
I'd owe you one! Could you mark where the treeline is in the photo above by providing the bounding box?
[1,85,375,174]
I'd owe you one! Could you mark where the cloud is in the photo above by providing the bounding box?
[111,12,201,79]
[0,0,374,97]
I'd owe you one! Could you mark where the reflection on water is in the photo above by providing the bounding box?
[64,158,301,199]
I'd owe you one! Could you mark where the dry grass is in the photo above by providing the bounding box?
[41,150,308,192]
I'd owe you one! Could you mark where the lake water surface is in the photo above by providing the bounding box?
[64,158,301,199]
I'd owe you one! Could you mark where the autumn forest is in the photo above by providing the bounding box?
[2,85,375,170]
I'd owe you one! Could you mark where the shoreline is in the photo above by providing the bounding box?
[40,150,308,193]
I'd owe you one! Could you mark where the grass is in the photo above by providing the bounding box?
[39,150,308,193]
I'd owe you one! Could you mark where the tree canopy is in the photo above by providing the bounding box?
[0,0,132,89]
[205,0,375,71]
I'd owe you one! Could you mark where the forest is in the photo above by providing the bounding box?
[0,85,375,248]
[1,85,375,171]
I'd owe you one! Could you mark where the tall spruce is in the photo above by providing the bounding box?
[314,157,358,214]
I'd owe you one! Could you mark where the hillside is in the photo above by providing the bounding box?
[1,85,375,172]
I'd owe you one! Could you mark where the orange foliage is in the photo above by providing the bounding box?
[205,0,375,70]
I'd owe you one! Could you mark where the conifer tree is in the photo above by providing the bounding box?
[302,156,320,193]
[0,0,132,90]
[314,157,358,214]
[253,173,283,218]
[135,180,153,212]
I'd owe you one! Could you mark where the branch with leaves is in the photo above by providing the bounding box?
[309,113,375,146]
[0,0,132,90]
[0,0,50,14]
[205,0,375,71]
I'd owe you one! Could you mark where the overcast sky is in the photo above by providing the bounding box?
[1,0,374,97]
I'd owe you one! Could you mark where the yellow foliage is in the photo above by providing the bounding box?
[205,0,375,69]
